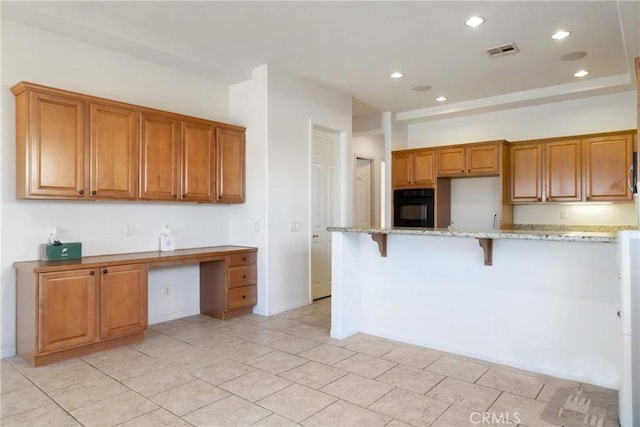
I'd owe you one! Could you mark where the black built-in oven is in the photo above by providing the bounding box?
[393,189,435,228]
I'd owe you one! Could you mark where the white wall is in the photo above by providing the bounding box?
[1,20,234,356]
[332,232,620,388]
[265,67,352,314]
[353,134,385,227]
[407,91,638,226]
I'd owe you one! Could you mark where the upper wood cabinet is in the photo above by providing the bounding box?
[90,103,138,199]
[12,81,246,203]
[510,143,542,203]
[391,149,435,189]
[16,91,86,199]
[216,128,246,202]
[510,131,635,203]
[583,134,633,201]
[436,142,501,177]
[545,139,581,202]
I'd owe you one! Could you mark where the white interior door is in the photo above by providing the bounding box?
[355,158,373,228]
[311,127,339,300]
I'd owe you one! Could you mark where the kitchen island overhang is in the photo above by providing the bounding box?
[328,227,620,389]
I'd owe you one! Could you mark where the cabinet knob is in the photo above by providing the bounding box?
[461,170,464,173]
[242,256,246,261]
[173,194,177,199]
[537,197,541,201]
[242,295,247,299]
[243,274,247,279]
[468,169,470,173]
[91,190,97,196]
[90,271,95,276]
[102,269,108,274]
[182,194,187,199]
[78,190,84,195]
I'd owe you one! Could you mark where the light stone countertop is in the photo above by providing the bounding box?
[327,226,619,243]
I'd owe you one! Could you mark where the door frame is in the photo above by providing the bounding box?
[354,155,375,228]
[308,121,348,303]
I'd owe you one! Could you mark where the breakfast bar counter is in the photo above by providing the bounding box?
[328,227,621,389]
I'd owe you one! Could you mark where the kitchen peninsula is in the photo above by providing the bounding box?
[328,227,621,388]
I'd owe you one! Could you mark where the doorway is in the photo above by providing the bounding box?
[354,157,374,227]
[311,126,340,300]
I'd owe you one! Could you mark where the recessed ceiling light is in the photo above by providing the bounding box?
[412,85,432,92]
[465,16,484,27]
[574,70,589,77]
[552,30,571,40]
[436,96,448,102]
[390,72,404,79]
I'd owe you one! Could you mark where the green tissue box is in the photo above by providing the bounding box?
[40,242,82,261]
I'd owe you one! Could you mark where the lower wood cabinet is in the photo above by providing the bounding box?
[100,264,148,340]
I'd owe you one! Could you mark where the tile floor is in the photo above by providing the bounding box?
[0,297,617,426]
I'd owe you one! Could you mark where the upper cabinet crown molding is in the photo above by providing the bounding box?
[11,81,246,204]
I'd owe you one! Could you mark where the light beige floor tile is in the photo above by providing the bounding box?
[98,354,165,381]
[284,324,329,339]
[122,369,196,396]
[376,364,445,394]
[170,325,222,343]
[382,345,442,369]
[489,392,556,427]
[215,341,274,362]
[246,350,307,374]
[368,387,450,427]
[219,369,291,402]
[183,395,271,426]
[189,332,244,351]
[430,404,482,427]
[1,385,53,418]
[426,355,489,383]
[233,329,289,345]
[150,319,195,336]
[302,399,391,426]
[154,346,220,371]
[296,313,332,327]
[27,362,104,392]
[536,380,580,402]
[1,402,81,427]
[427,377,501,412]
[128,333,189,358]
[253,413,301,426]
[150,379,229,416]
[120,408,192,427]
[0,367,33,395]
[261,318,304,331]
[385,420,413,427]
[334,353,396,378]
[320,373,394,407]
[298,344,355,365]
[216,322,261,337]
[276,306,317,320]
[343,337,400,358]
[238,313,270,325]
[267,336,321,354]
[48,375,129,411]
[477,367,545,398]
[189,358,254,385]
[7,356,83,376]
[468,357,519,372]
[309,334,356,347]
[70,390,158,427]
[181,313,225,326]
[81,346,143,368]
[280,361,348,389]
[257,384,336,422]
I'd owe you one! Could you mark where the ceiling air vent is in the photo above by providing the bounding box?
[485,42,520,57]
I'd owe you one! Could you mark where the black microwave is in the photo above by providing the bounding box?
[393,189,435,228]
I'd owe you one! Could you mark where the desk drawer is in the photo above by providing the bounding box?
[228,252,256,267]
[228,285,256,310]
[228,266,256,288]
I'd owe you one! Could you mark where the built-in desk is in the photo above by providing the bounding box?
[14,246,257,366]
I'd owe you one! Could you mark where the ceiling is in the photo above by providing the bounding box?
[3,1,639,120]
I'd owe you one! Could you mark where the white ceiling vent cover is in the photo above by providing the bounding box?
[485,42,520,57]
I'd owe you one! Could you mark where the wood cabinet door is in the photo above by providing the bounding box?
[89,103,138,199]
[38,269,98,354]
[437,147,465,176]
[467,144,499,174]
[139,114,180,200]
[545,139,582,202]
[29,91,86,198]
[412,150,435,185]
[182,122,215,202]
[510,143,542,202]
[216,128,246,203]
[100,264,147,340]
[584,135,633,201]
[392,152,412,188]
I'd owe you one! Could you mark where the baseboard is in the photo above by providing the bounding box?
[1,346,17,359]
[148,308,200,325]
[267,299,312,316]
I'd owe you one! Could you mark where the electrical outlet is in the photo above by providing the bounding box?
[124,224,134,236]
[254,222,260,233]
[291,222,300,232]
[560,207,568,219]
[164,286,170,296]
[47,225,57,239]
